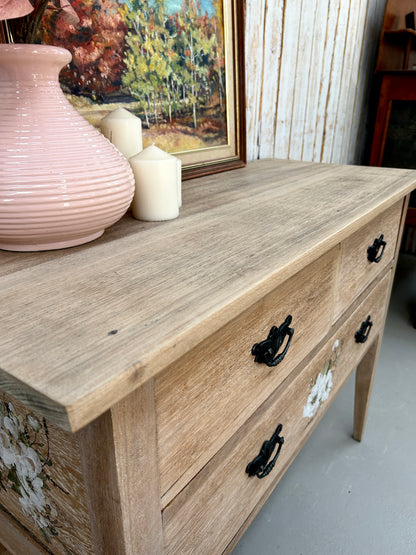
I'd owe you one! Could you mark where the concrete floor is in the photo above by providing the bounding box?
[233,253,416,555]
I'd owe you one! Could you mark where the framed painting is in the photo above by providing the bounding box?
[40,0,246,179]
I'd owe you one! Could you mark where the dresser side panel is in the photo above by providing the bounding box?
[0,393,94,554]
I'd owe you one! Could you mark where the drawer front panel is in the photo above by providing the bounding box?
[335,201,402,319]
[156,249,338,503]
[162,272,391,554]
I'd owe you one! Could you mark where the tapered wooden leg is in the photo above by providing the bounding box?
[353,336,381,442]
[77,380,164,554]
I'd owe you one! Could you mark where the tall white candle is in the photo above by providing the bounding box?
[100,108,143,159]
[130,145,179,221]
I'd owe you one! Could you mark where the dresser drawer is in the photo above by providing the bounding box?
[162,272,391,554]
[156,248,338,503]
[335,201,402,319]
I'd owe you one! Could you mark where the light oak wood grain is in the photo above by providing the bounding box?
[226,264,397,554]
[0,510,46,555]
[1,160,416,433]
[78,381,163,555]
[110,381,164,555]
[0,393,93,554]
[0,160,412,554]
[156,248,338,504]
[334,200,403,319]
[352,195,410,441]
[162,272,391,554]
[77,410,126,554]
[353,336,381,441]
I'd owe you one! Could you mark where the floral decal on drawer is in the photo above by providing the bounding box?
[303,340,342,419]
[0,399,61,542]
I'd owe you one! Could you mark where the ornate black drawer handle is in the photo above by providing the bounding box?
[355,315,373,343]
[251,316,294,367]
[246,424,284,479]
[367,234,386,263]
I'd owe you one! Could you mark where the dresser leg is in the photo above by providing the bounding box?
[77,379,164,554]
[353,336,381,442]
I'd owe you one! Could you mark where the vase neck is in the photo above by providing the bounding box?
[0,44,72,82]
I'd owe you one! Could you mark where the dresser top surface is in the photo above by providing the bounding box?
[1,159,415,431]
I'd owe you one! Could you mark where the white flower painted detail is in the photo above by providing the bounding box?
[0,400,59,541]
[303,339,342,419]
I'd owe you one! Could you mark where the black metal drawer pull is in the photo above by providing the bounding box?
[367,234,386,263]
[246,424,284,479]
[251,315,294,367]
[355,315,373,343]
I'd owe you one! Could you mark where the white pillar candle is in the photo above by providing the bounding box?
[130,145,179,221]
[176,157,182,207]
[99,108,143,159]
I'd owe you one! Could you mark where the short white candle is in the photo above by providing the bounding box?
[130,145,179,221]
[100,108,143,159]
[176,157,182,207]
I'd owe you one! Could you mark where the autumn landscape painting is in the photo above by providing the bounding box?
[40,0,228,156]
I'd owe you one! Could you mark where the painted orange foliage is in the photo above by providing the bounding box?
[39,0,128,98]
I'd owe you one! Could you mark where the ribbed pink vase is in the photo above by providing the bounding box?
[0,44,135,251]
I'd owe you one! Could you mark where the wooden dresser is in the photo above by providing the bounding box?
[0,159,415,554]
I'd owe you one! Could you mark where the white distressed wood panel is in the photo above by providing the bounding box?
[320,0,351,162]
[340,0,371,163]
[258,0,284,159]
[331,0,367,163]
[346,0,371,164]
[301,0,330,161]
[273,0,303,159]
[287,0,317,159]
[244,0,266,161]
[312,0,340,161]
[245,0,386,165]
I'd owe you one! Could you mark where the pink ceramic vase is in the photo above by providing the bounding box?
[0,44,135,251]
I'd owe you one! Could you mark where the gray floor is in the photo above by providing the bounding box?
[233,253,416,555]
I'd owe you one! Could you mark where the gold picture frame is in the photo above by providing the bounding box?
[41,0,246,180]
